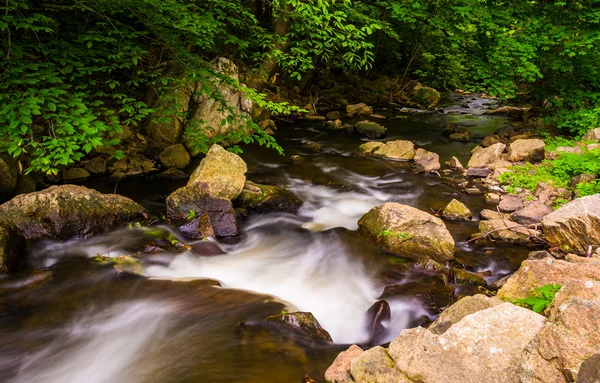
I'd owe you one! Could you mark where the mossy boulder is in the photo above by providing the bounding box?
[235,181,302,214]
[0,185,147,241]
[188,144,247,200]
[354,120,386,139]
[62,167,91,182]
[159,144,191,169]
[358,202,455,262]
[265,311,332,342]
[346,103,373,117]
[410,83,440,109]
[442,199,472,221]
[355,140,415,161]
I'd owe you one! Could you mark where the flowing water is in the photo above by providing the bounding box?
[0,94,531,382]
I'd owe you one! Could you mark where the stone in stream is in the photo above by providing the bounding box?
[413,148,441,173]
[451,268,487,286]
[178,213,215,240]
[442,199,472,221]
[542,194,600,254]
[364,300,391,346]
[354,120,386,139]
[0,185,147,241]
[158,143,191,169]
[235,181,302,214]
[466,167,491,178]
[449,130,470,142]
[467,143,506,168]
[355,140,415,161]
[498,195,524,213]
[346,103,373,117]
[263,311,333,342]
[358,202,455,262]
[473,219,540,246]
[445,156,464,170]
[510,201,553,225]
[379,282,456,313]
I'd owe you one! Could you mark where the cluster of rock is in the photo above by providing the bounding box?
[326,250,600,383]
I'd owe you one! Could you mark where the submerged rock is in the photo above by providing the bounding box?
[442,199,472,221]
[542,195,600,253]
[265,311,332,342]
[235,181,302,214]
[358,202,455,262]
[379,282,455,313]
[387,303,546,383]
[0,185,147,241]
[355,140,415,161]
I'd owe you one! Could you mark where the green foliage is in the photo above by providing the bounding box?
[513,284,562,314]
[380,230,411,241]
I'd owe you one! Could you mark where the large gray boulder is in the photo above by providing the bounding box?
[0,185,147,241]
[358,202,455,262]
[542,195,600,253]
[387,303,546,383]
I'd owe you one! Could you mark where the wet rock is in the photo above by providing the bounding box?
[326,111,341,120]
[166,182,238,237]
[379,282,456,313]
[410,83,440,109]
[387,303,546,383]
[188,144,247,200]
[528,250,553,260]
[582,127,600,142]
[0,185,147,241]
[449,130,470,142]
[445,156,464,170]
[508,139,545,163]
[355,140,415,161]
[510,201,553,225]
[0,155,18,194]
[303,141,322,152]
[178,213,215,240]
[365,300,391,345]
[474,219,539,246]
[290,155,306,164]
[467,143,506,168]
[520,279,600,383]
[577,354,600,383]
[481,135,502,147]
[349,346,412,383]
[451,268,487,286]
[413,148,440,173]
[479,209,509,220]
[428,294,503,335]
[442,199,472,221]
[265,312,332,342]
[466,168,491,177]
[497,257,600,301]
[0,226,25,273]
[346,103,373,117]
[358,202,455,262]
[62,167,90,182]
[324,345,364,383]
[235,181,302,214]
[156,168,188,180]
[490,275,511,290]
[84,157,107,175]
[258,119,277,135]
[354,120,386,139]
[498,195,523,213]
[542,195,600,253]
[159,144,191,169]
[304,115,326,122]
[324,119,344,131]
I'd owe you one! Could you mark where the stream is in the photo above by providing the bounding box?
[0,94,531,382]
